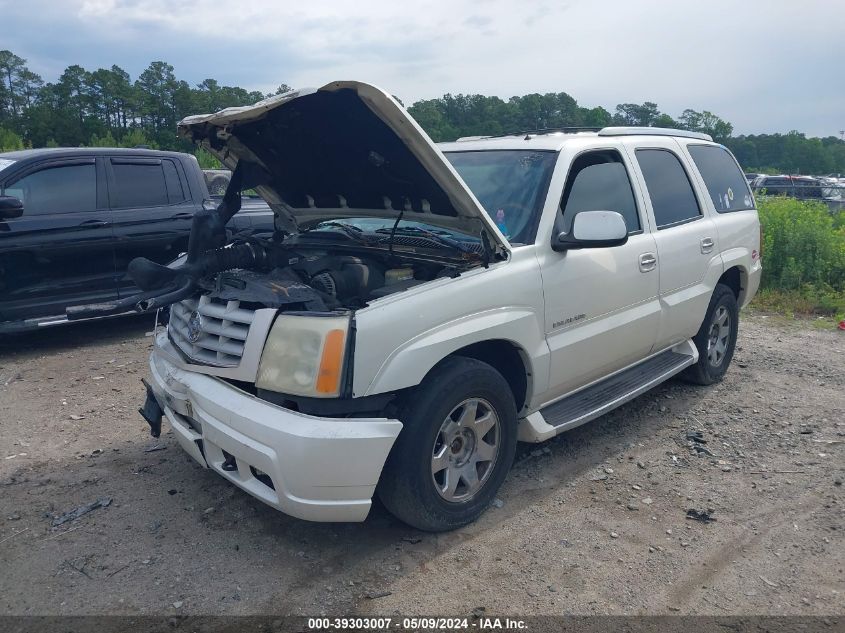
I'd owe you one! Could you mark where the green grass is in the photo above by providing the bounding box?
[753,197,845,325]
[747,288,844,329]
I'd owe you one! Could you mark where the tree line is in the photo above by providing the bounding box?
[0,50,291,153]
[407,94,845,175]
[2,49,844,175]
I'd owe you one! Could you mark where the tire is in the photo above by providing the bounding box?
[682,283,739,386]
[377,357,518,532]
[209,176,228,196]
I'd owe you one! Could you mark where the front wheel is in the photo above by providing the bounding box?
[378,357,517,531]
[682,283,739,385]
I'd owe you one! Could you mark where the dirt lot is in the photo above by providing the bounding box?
[0,314,842,616]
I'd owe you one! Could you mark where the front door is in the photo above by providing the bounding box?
[0,159,117,323]
[537,148,661,402]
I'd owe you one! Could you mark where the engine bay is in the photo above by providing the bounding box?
[65,158,487,322]
[198,242,460,313]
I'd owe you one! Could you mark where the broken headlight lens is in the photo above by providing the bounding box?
[256,314,349,398]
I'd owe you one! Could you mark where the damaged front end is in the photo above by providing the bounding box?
[68,81,507,434]
[64,82,516,521]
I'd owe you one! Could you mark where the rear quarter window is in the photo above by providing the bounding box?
[688,145,755,212]
[111,161,169,208]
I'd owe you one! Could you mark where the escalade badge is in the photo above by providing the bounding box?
[187,311,203,343]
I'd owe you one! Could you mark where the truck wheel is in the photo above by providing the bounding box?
[209,176,228,196]
[378,357,517,532]
[682,283,739,386]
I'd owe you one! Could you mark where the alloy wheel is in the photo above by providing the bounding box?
[431,398,500,503]
[707,305,731,367]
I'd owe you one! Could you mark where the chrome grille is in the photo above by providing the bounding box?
[169,295,255,367]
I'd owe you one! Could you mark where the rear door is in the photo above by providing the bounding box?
[625,139,722,348]
[107,157,196,297]
[0,158,117,323]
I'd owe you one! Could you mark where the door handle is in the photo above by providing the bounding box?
[639,252,657,272]
[700,237,714,254]
[79,219,109,227]
[170,212,193,220]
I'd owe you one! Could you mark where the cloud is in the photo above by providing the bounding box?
[2,0,843,136]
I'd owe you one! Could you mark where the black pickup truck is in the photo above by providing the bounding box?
[0,148,273,333]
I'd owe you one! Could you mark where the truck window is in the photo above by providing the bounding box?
[560,150,640,233]
[111,161,170,208]
[635,149,701,229]
[687,145,754,212]
[4,163,96,216]
[163,160,187,204]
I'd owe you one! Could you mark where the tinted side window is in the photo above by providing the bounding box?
[163,160,186,204]
[560,150,640,233]
[4,163,96,216]
[111,161,169,208]
[635,149,701,228]
[688,145,754,212]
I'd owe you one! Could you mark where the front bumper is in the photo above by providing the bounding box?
[147,332,402,522]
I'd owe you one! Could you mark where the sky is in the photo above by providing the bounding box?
[2,0,844,138]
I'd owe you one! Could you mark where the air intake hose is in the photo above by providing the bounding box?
[66,160,274,320]
[66,242,270,320]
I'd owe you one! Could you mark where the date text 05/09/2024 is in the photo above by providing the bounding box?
[307,617,528,630]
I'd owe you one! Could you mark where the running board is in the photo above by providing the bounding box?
[0,309,139,334]
[524,342,697,440]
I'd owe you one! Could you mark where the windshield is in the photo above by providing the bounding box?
[305,217,485,261]
[444,150,557,244]
[0,158,16,174]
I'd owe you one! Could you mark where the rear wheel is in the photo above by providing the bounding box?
[378,357,517,531]
[682,283,739,385]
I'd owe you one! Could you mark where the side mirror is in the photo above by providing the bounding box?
[0,195,23,220]
[553,210,628,251]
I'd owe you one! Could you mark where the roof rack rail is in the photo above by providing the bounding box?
[598,126,713,141]
[456,126,603,141]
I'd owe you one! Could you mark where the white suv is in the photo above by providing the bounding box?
[134,81,761,531]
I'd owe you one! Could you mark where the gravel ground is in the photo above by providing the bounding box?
[0,314,842,616]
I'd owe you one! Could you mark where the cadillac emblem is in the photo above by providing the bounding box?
[187,311,203,343]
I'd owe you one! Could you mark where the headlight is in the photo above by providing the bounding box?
[255,314,350,398]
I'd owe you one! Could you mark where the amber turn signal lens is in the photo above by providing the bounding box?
[315,329,345,394]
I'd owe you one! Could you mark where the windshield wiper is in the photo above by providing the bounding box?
[375,226,477,257]
[305,221,378,245]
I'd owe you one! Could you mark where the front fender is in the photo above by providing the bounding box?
[355,306,549,398]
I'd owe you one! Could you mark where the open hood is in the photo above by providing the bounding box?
[177,81,508,251]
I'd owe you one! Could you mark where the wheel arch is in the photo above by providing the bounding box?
[355,305,548,405]
[718,265,748,305]
[443,340,532,414]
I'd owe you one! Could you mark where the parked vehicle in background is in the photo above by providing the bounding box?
[751,174,822,199]
[202,168,231,195]
[0,148,273,333]
[203,168,269,209]
[114,82,761,531]
[744,172,762,182]
[819,177,845,212]
[820,175,845,194]
[751,174,844,211]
